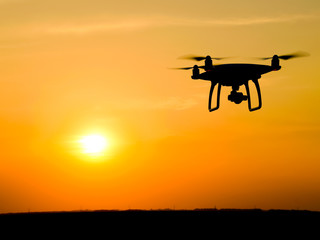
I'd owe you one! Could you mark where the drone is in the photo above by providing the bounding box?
[172,52,309,111]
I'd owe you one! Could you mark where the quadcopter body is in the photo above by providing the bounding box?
[174,52,308,112]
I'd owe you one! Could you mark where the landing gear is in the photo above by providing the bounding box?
[208,81,221,112]
[206,80,262,112]
[244,79,262,112]
[226,82,262,111]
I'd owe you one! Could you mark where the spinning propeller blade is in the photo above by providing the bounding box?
[169,67,193,70]
[169,65,205,70]
[258,51,310,60]
[178,54,229,61]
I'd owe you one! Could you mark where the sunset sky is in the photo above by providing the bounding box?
[1,0,320,213]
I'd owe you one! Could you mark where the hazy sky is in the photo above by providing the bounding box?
[0,0,320,213]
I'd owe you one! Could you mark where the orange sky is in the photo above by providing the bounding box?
[0,0,320,213]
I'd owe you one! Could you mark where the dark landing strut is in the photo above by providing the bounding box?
[207,79,262,112]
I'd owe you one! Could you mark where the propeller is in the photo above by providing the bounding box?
[258,51,310,60]
[169,65,205,70]
[178,54,229,61]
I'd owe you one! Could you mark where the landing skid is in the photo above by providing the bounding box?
[208,79,262,112]
[244,79,262,112]
[208,82,221,112]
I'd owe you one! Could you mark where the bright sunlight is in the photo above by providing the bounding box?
[79,134,109,156]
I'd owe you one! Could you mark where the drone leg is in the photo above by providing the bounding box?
[208,82,221,112]
[244,79,262,112]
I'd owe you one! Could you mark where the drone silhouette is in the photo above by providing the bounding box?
[172,52,309,111]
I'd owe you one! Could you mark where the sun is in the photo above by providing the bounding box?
[79,134,109,156]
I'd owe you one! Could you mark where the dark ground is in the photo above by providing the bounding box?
[1,209,319,235]
[1,208,319,222]
[2,208,319,217]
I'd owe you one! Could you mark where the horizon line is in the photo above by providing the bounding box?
[1,207,319,215]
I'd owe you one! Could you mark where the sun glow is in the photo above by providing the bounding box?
[79,134,109,156]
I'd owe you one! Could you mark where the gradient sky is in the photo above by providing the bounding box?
[0,0,320,213]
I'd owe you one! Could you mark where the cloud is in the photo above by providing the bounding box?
[124,97,198,111]
[186,14,317,26]
[154,97,198,110]
[43,14,317,35]
[0,0,24,4]
[46,21,151,34]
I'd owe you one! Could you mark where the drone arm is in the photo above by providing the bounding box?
[208,82,221,112]
[244,79,262,112]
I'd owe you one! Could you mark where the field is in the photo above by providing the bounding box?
[2,208,319,221]
[1,209,319,236]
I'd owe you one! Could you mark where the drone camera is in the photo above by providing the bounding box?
[228,91,248,104]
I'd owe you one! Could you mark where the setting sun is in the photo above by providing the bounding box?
[79,134,109,155]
